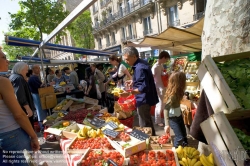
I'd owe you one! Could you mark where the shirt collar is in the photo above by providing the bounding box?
[132,58,140,69]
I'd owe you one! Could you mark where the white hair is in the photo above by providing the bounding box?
[12,62,28,74]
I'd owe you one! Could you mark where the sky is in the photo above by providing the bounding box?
[0,0,20,45]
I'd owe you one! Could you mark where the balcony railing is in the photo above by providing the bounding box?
[168,20,180,27]
[111,41,117,45]
[126,35,136,40]
[93,0,153,32]
[193,12,204,21]
[143,29,153,36]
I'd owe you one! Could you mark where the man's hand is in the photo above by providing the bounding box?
[164,125,170,134]
[30,137,40,152]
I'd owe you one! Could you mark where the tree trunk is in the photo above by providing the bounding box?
[202,0,250,59]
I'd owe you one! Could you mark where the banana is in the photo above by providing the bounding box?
[193,161,202,166]
[176,146,184,160]
[192,150,200,157]
[190,158,197,165]
[77,132,86,139]
[182,158,188,165]
[96,129,101,136]
[179,161,186,166]
[208,153,214,165]
[187,157,191,165]
[200,154,213,166]
[190,148,196,157]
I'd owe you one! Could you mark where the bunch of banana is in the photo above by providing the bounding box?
[179,158,202,166]
[59,81,66,86]
[77,127,103,139]
[111,88,124,97]
[176,146,200,160]
[200,153,214,166]
[105,117,120,124]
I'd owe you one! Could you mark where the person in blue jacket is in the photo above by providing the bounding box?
[121,46,159,136]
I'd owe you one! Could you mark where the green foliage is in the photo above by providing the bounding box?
[68,10,94,57]
[217,59,250,109]
[8,0,69,41]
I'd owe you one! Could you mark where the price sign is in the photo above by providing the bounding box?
[103,128,119,138]
[90,117,106,129]
[107,159,118,166]
[129,129,150,141]
[105,121,118,130]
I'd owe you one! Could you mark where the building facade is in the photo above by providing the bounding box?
[90,0,206,57]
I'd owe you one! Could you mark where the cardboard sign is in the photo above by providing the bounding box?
[103,128,119,138]
[129,129,150,141]
[107,159,118,166]
[90,117,106,129]
[105,121,118,130]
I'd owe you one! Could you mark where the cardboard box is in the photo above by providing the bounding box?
[106,135,146,158]
[83,96,99,105]
[148,136,161,150]
[53,99,74,112]
[44,120,75,135]
[62,123,85,139]
[43,112,64,125]
[201,112,248,166]
[69,103,85,112]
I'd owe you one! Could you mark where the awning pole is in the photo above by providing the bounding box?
[38,48,46,86]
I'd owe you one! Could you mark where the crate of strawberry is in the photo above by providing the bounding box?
[62,108,99,124]
[67,137,114,154]
[148,134,172,149]
[129,149,178,166]
[77,148,127,166]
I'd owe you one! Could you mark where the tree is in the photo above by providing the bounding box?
[7,0,69,57]
[68,10,94,57]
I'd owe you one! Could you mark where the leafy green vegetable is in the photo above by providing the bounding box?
[217,58,250,109]
[233,128,250,156]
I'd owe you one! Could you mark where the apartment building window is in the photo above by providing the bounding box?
[111,32,116,45]
[169,5,179,27]
[106,34,110,47]
[194,0,206,20]
[119,3,123,17]
[108,9,112,20]
[94,17,99,27]
[128,24,133,39]
[93,2,98,13]
[98,38,102,49]
[121,27,126,41]
[142,0,149,5]
[143,17,152,35]
[127,0,131,13]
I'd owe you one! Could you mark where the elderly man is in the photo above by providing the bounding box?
[122,46,159,136]
[28,65,47,132]
[63,67,79,89]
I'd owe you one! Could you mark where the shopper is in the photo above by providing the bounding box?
[105,54,132,88]
[164,71,188,148]
[46,68,55,83]
[0,50,40,166]
[85,72,98,99]
[28,64,47,132]
[151,51,170,127]
[9,62,36,128]
[90,63,106,106]
[63,67,79,89]
[122,46,158,136]
[52,69,66,85]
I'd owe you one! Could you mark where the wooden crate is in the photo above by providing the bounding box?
[197,55,242,114]
[200,112,248,166]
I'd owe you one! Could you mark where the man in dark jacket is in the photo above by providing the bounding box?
[122,46,159,136]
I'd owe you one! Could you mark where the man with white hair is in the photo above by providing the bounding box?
[28,65,47,132]
[9,62,36,127]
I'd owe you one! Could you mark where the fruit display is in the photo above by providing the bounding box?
[111,88,124,97]
[186,74,199,82]
[77,126,103,139]
[62,108,99,124]
[176,146,215,166]
[185,62,200,73]
[118,132,131,142]
[59,81,66,86]
[158,134,171,144]
[129,150,176,166]
[53,99,71,111]
[52,121,71,130]
[45,112,64,121]
[172,58,187,72]
[81,150,124,166]
[134,127,152,136]
[70,137,113,150]
[114,101,134,120]
[233,128,250,155]
[216,59,250,109]
[96,112,112,121]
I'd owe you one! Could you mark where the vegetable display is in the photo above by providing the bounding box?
[233,128,250,155]
[216,59,250,109]
[62,108,99,123]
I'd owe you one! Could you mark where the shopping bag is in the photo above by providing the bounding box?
[96,84,102,99]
